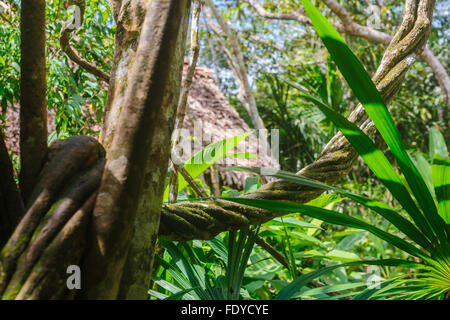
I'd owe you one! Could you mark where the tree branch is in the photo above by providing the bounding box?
[420,48,450,122]
[107,0,122,22]
[171,155,209,199]
[245,0,449,111]
[244,0,310,24]
[0,11,15,26]
[173,0,203,135]
[60,0,110,82]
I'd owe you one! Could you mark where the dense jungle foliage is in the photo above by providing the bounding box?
[0,0,448,300]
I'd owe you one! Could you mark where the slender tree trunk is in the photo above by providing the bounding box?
[205,0,266,131]
[118,1,192,299]
[19,0,48,202]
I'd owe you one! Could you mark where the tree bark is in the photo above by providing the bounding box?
[60,0,110,82]
[0,136,105,299]
[1,0,191,300]
[0,133,24,248]
[19,0,48,202]
[82,0,191,300]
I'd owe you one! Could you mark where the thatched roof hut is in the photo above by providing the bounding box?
[3,65,279,191]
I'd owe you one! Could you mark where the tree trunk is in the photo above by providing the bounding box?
[19,0,48,202]
[0,133,24,248]
[205,0,266,131]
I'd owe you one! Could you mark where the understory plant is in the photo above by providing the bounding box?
[225,0,450,300]
[149,226,258,300]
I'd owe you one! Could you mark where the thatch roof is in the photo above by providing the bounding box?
[3,65,279,190]
[179,64,279,189]
[4,105,56,157]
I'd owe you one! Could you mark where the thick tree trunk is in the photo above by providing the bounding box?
[81,0,192,300]
[0,136,105,299]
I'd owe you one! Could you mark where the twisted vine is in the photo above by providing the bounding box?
[0,136,105,299]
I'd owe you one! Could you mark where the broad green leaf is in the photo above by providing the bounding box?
[244,176,261,193]
[306,194,343,208]
[275,259,413,300]
[429,128,448,159]
[337,231,367,251]
[326,250,360,262]
[415,153,434,196]
[299,282,367,299]
[332,229,363,238]
[267,217,323,229]
[294,249,360,262]
[294,249,325,259]
[222,197,429,261]
[227,167,434,253]
[290,231,324,247]
[306,218,324,236]
[300,0,446,246]
[164,131,252,200]
[432,156,450,223]
[244,280,265,293]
